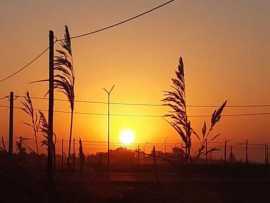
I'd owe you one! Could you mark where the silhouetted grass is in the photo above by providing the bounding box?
[21,91,39,154]
[54,25,75,164]
[162,57,192,161]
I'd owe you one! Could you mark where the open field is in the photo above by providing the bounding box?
[1,154,270,203]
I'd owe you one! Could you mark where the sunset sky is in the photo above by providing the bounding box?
[0,0,270,158]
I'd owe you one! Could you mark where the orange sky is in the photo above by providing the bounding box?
[0,0,270,157]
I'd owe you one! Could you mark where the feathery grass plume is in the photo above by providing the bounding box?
[54,25,75,164]
[195,101,227,159]
[21,91,39,154]
[39,111,56,166]
[162,57,192,161]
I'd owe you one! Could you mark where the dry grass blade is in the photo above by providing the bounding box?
[211,100,227,128]
[195,101,227,160]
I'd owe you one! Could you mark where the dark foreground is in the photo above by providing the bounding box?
[1,155,270,203]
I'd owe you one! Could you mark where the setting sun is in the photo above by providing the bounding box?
[119,129,135,145]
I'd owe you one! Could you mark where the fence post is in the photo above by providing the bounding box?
[230,145,233,163]
[205,139,208,162]
[137,144,140,167]
[265,144,268,166]
[245,140,248,164]
[73,138,76,170]
[224,139,227,163]
[61,139,64,169]
[8,91,14,155]
[152,146,159,184]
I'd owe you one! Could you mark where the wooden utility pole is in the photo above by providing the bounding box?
[48,30,54,179]
[8,91,14,155]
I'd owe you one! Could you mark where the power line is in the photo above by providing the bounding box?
[0,0,176,83]
[69,0,176,40]
[13,95,270,108]
[1,105,270,118]
[0,47,49,82]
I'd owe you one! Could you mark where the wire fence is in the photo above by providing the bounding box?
[12,137,270,165]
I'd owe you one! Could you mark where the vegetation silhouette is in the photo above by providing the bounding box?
[163,57,227,162]
[162,57,192,161]
[21,91,40,154]
[54,26,75,166]
[195,101,227,159]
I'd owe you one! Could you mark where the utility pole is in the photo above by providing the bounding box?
[48,30,54,180]
[103,85,115,177]
[8,91,14,155]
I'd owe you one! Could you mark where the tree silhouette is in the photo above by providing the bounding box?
[54,25,75,165]
[162,57,192,161]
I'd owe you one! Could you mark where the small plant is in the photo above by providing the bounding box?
[195,101,227,159]
[16,136,27,155]
[21,91,40,154]
[162,57,193,161]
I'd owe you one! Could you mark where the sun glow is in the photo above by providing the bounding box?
[119,129,135,145]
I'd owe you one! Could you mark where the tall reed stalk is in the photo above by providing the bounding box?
[54,25,75,164]
[162,57,193,161]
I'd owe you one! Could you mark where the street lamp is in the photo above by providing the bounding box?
[103,85,115,176]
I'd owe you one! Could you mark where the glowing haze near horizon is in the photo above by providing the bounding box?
[0,1,269,158]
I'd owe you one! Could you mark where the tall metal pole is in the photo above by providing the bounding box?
[8,91,14,155]
[48,30,54,179]
[103,85,115,176]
